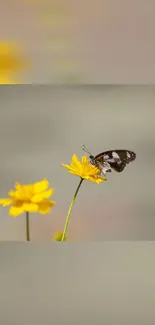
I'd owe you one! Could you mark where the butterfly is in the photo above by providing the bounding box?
[82,145,136,176]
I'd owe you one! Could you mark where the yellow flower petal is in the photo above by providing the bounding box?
[14,187,32,201]
[88,176,106,183]
[62,163,73,171]
[15,182,21,190]
[23,203,38,213]
[33,179,49,194]
[62,164,81,177]
[23,184,33,193]
[71,154,82,169]
[9,204,25,217]
[67,169,83,178]
[0,198,13,206]
[38,200,55,214]
[31,188,54,203]
[81,156,87,165]
[8,190,16,197]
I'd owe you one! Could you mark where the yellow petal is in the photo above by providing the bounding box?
[0,198,13,206]
[9,204,25,217]
[67,169,83,177]
[81,156,88,165]
[23,184,33,193]
[62,163,72,169]
[23,203,39,213]
[33,179,49,194]
[8,190,16,197]
[62,163,76,173]
[62,156,81,172]
[88,176,107,183]
[86,167,101,176]
[71,154,82,169]
[15,187,32,201]
[31,188,54,203]
[38,200,55,214]
[15,181,21,190]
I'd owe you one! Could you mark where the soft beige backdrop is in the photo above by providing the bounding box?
[0,85,154,240]
[0,0,155,83]
[0,243,155,325]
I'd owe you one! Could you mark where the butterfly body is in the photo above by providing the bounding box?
[82,146,136,175]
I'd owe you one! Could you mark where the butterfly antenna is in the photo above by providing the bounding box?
[82,145,92,156]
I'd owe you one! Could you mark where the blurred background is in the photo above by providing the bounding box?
[1,243,155,325]
[0,85,154,240]
[0,0,155,84]
[1,1,155,324]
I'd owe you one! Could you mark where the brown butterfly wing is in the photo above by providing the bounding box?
[95,150,136,173]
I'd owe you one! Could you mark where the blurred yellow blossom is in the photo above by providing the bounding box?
[0,41,28,84]
[62,154,107,183]
[0,179,55,217]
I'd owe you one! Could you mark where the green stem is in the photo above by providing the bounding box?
[26,211,30,241]
[61,178,84,241]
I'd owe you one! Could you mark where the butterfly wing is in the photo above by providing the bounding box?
[95,150,136,173]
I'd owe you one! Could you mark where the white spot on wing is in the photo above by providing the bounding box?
[104,155,109,160]
[126,152,131,158]
[106,151,120,163]
[112,151,119,159]
[101,162,112,175]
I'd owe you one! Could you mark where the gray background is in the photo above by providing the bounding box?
[1,0,155,83]
[1,1,155,322]
[0,243,155,325]
[0,85,154,241]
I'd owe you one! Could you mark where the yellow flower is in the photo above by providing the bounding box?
[0,41,28,84]
[0,179,55,217]
[53,231,68,241]
[62,154,107,183]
